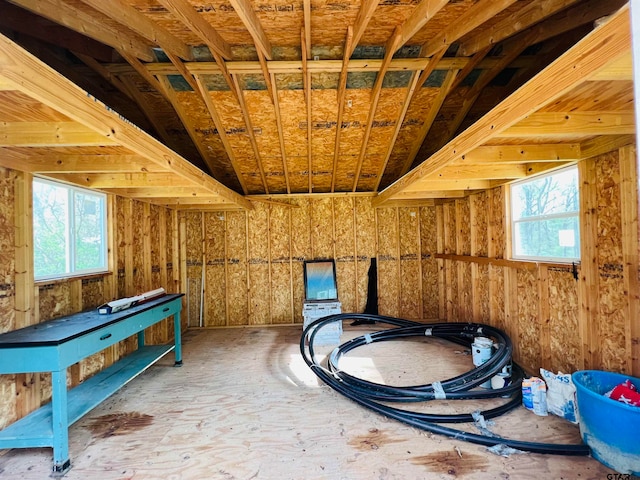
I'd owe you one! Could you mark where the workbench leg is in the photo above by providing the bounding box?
[137,330,145,348]
[51,369,71,476]
[174,311,182,366]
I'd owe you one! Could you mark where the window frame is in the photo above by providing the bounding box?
[509,165,580,264]
[32,176,109,282]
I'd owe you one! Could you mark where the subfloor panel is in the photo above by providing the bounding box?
[0,325,618,479]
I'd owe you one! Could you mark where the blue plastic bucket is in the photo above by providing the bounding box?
[572,370,640,475]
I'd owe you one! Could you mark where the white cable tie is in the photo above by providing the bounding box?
[432,381,446,399]
[364,333,373,344]
[424,328,433,336]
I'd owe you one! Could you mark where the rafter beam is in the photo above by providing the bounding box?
[232,74,269,193]
[0,2,115,62]
[193,73,249,194]
[349,0,381,57]
[303,0,311,59]
[228,0,272,60]
[0,121,118,147]
[498,111,636,138]
[400,68,458,176]
[301,29,312,192]
[460,0,626,56]
[397,0,449,48]
[332,26,354,192]
[78,0,194,60]
[422,0,518,57]
[0,32,252,209]
[269,72,291,193]
[156,0,232,60]
[8,0,154,61]
[352,27,402,191]
[375,5,631,206]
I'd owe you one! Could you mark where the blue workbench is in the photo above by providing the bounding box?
[0,293,184,475]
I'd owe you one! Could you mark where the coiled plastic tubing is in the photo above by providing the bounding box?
[300,313,589,456]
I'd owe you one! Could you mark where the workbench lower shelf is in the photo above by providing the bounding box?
[0,344,173,448]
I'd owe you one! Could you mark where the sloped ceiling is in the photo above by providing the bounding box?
[0,0,633,209]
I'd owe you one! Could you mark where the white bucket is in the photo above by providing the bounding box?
[472,337,494,388]
[472,337,494,366]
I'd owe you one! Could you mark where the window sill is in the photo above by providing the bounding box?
[35,271,112,287]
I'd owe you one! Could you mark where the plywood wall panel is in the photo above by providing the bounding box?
[248,202,270,325]
[270,205,292,323]
[489,187,505,258]
[310,197,334,259]
[377,208,399,317]
[471,191,488,257]
[132,201,146,295]
[225,210,248,326]
[355,197,376,313]
[419,206,438,319]
[548,268,581,373]
[399,207,420,319]
[517,269,540,372]
[291,198,311,321]
[81,278,104,310]
[478,264,490,323]
[204,212,226,327]
[334,197,356,312]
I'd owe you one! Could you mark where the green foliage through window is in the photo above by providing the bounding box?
[511,166,580,262]
[33,178,107,280]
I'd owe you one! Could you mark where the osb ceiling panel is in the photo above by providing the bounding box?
[0,0,633,208]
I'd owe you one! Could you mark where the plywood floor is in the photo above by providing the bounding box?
[0,324,619,479]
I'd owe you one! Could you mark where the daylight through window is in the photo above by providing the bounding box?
[33,177,108,281]
[511,165,579,262]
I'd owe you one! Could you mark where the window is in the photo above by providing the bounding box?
[33,177,108,280]
[511,165,579,262]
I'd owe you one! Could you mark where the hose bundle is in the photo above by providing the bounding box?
[300,313,589,456]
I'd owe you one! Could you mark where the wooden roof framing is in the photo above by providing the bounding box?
[0,0,633,208]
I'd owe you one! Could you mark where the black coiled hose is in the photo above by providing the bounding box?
[300,313,590,456]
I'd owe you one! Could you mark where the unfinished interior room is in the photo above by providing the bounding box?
[0,0,638,478]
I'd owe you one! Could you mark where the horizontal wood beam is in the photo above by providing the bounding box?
[44,172,196,188]
[99,186,223,197]
[386,190,471,200]
[498,111,636,137]
[0,122,118,147]
[374,6,631,206]
[0,154,168,173]
[431,163,528,180]
[459,144,582,163]
[404,179,493,191]
[108,55,536,77]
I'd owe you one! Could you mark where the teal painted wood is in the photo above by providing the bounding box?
[0,294,184,474]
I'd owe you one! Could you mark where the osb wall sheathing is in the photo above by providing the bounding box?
[188,196,440,326]
[435,145,639,376]
[0,173,179,431]
[594,151,628,372]
[419,206,438,319]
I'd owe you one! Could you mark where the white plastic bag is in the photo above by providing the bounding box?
[540,368,579,424]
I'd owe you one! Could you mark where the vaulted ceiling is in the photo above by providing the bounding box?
[0,0,633,209]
